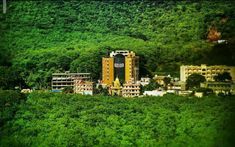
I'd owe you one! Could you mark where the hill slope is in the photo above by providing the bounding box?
[0,0,235,88]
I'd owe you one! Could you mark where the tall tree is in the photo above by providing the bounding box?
[214,72,232,82]
[186,73,206,90]
[163,77,171,90]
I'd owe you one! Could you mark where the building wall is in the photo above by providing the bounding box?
[125,52,139,83]
[102,57,114,85]
[180,64,235,82]
[200,81,234,94]
[134,56,139,82]
[74,80,93,95]
[122,83,140,97]
[125,57,133,83]
[51,72,91,91]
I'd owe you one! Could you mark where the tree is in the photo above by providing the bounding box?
[142,79,160,91]
[62,86,74,93]
[214,72,232,82]
[0,66,25,90]
[186,73,206,90]
[94,85,109,96]
[163,77,171,90]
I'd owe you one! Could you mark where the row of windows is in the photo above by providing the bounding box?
[185,69,230,72]
[123,94,139,96]
[52,84,73,86]
[75,86,92,88]
[123,90,140,92]
[75,89,93,91]
[123,86,139,88]
[208,84,231,88]
[185,71,226,74]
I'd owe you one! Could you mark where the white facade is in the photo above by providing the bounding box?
[110,50,130,57]
[143,90,166,97]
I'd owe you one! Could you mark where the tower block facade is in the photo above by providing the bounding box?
[102,57,114,85]
[125,52,139,82]
[102,50,139,86]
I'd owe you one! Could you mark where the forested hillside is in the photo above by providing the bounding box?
[1,92,235,146]
[0,0,235,89]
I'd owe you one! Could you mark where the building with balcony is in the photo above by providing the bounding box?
[122,80,140,97]
[74,80,93,95]
[200,81,235,95]
[180,64,235,82]
[51,71,91,92]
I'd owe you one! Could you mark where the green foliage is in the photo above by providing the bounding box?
[0,92,235,146]
[62,86,73,94]
[186,73,206,90]
[163,77,171,90]
[0,1,235,89]
[142,79,160,91]
[0,90,26,127]
[0,66,25,90]
[94,85,109,96]
[214,72,232,82]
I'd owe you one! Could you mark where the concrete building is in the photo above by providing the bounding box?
[122,80,140,97]
[51,71,91,92]
[125,52,139,83]
[143,90,166,97]
[74,79,93,95]
[102,58,114,85]
[194,92,204,98]
[180,64,235,82]
[102,50,139,86]
[169,81,186,91]
[200,82,235,95]
[178,90,193,96]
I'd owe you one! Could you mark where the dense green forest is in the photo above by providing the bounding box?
[0,91,234,146]
[0,0,235,89]
[1,1,235,146]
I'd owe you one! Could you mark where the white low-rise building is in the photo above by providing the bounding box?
[143,90,167,97]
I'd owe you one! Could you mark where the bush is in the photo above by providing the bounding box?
[0,90,26,127]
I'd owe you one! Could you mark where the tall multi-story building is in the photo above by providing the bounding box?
[51,71,91,92]
[180,64,235,82]
[102,50,139,86]
[102,57,114,85]
[125,52,139,82]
